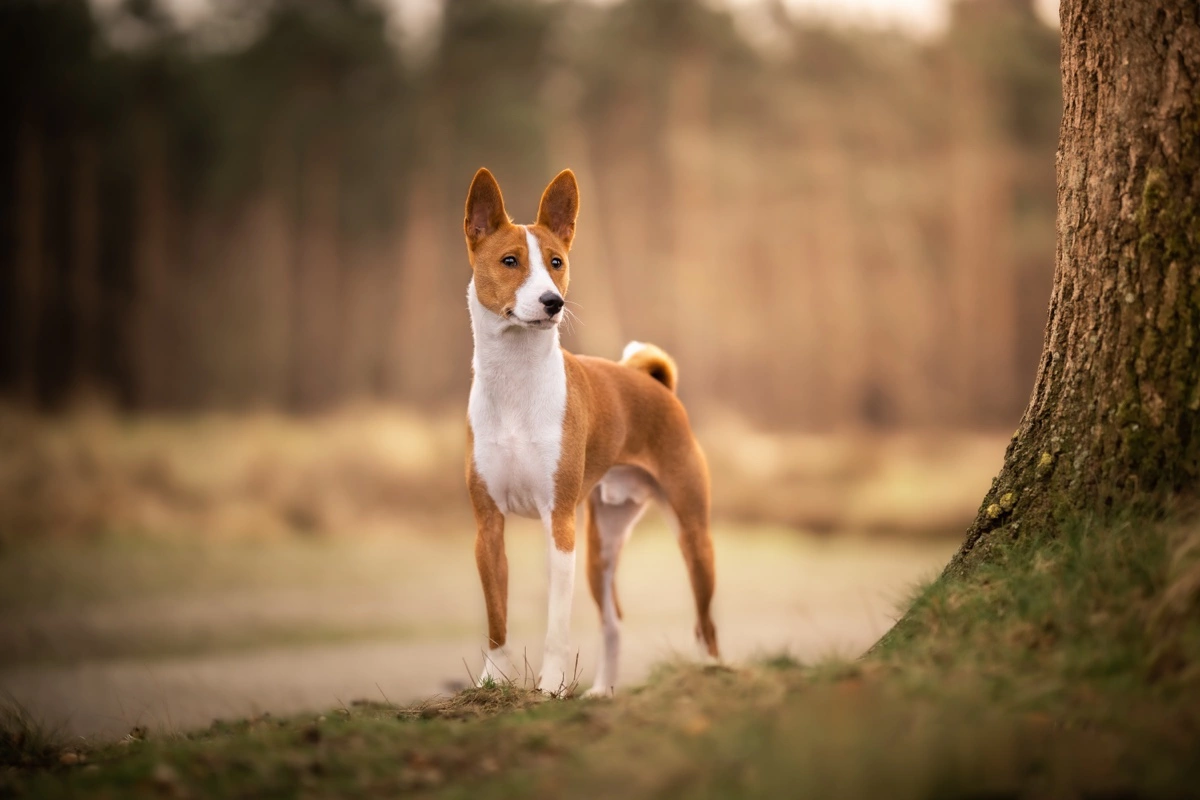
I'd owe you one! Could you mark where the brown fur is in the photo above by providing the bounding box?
[621,343,679,393]
[463,168,718,659]
[465,424,508,650]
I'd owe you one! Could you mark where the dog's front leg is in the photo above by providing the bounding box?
[472,490,512,686]
[538,507,577,695]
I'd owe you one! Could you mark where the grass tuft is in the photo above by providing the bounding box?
[0,697,69,771]
[399,682,544,722]
[755,651,803,672]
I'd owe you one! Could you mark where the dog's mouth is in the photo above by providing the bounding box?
[504,310,560,330]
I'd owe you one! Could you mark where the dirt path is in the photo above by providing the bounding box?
[0,524,954,740]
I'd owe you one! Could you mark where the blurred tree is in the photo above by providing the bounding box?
[0,0,114,404]
[943,0,1199,575]
[392,0,557,403]
[570,0,750,398]
[944,0,1062,422]
[0,0,1067,429]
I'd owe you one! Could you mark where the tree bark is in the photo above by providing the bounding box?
[945,0,1200,577]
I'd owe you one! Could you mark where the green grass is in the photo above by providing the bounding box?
[877,514,1200,701]
[4,514,1200,799]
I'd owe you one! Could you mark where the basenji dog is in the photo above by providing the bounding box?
[462,167,718,697]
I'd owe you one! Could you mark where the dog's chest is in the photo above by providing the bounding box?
[468,355,567,519]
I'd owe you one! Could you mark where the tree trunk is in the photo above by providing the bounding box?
[945,0,1200,577]
[542,57,624,361]
[70,136,101,402]
[666,48,716,401]
[130,118,173,409]
[13,117,44,404]
[291,131,343,412]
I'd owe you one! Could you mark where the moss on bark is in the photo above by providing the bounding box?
[933,4,1200,582]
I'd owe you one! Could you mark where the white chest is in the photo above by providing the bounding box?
[467,283,568,519]
[469,398,563,518]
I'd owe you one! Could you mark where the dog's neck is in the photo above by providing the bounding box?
[467,280,563,398]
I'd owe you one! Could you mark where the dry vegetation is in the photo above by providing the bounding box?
[0,404,1005,545]
[0,404,467,542]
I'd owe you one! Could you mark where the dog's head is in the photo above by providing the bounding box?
[464,168,579,330]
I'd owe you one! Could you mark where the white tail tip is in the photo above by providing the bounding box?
[621,340,647,361]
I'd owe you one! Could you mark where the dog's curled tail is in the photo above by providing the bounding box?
[621,341,678,393]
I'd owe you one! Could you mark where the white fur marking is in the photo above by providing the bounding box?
[513,226,561,323]
[597,465,657,506]
[466,279,566,519]
[539,532,577,695]
[621,340,647,361]
[479,646,514,685]
[583,468,655,697]
[468,268,573,692]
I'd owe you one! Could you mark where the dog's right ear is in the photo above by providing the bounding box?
[465,168,508,249]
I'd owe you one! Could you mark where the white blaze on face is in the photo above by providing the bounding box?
[514,226,561,322]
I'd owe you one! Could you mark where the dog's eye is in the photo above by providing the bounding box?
[550,257,563,269]
[501,255,518,267]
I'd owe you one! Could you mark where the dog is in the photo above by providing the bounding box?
[462,167,718,696]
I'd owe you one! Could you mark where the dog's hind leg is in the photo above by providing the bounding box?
[582,493,645,696]
[659,449,719,661]
[583,469,651,697]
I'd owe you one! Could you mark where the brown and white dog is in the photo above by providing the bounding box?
[462,167,718,697]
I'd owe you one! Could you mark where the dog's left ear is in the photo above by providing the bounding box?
[465,168,508,249]
[536,170,579,250]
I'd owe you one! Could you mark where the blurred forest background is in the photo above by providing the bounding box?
[1,0,1059,426]
[0,0,1062,543]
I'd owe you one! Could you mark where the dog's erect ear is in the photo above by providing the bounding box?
[465,168,508,248]
[536,170,579,250]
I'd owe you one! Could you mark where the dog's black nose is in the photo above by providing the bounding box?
[540,291,564,316]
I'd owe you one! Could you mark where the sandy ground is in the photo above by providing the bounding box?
[0,520,955,741]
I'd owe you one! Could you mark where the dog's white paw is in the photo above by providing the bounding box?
[535,679,570,698]
[478,647,516,687]
[581,684,614,699]
[695,635,720,666]
[536,656,575,696]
